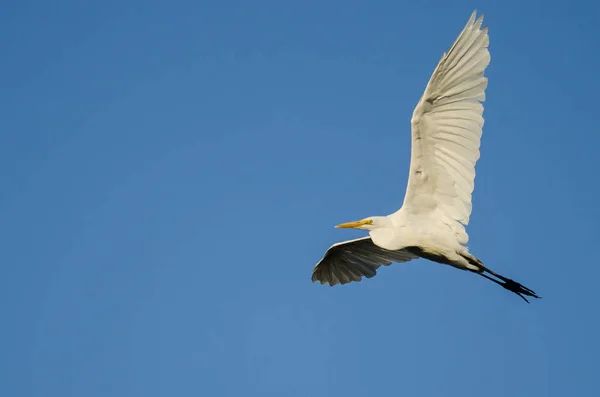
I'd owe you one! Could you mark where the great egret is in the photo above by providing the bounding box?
[311,11,540,302]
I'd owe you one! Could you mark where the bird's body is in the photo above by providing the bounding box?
[311,11,540,302]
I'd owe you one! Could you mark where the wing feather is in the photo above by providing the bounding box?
[400,11,491,245]
[312,237,417,286]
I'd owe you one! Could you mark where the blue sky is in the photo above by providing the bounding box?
[2,0,599,396]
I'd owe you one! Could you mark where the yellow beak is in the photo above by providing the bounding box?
[335,219,373,229]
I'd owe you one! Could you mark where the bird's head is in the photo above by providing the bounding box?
[335,216,388,231]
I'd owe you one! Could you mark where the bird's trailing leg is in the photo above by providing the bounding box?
[463,256,540,303]
[476,272,538,303]
[458,251,540,303]
[477,266,540,303]
[405,248,541,303]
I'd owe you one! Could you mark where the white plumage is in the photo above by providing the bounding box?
[312,11,540,302]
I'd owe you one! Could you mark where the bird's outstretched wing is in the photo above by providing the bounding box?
[400,11,490,245]
[312,237,418,286]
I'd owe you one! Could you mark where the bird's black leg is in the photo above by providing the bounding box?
[459,252,541,303]
[477,267,541,303]
[478,273,530,303]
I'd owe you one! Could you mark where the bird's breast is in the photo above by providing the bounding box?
[370,228,405,251]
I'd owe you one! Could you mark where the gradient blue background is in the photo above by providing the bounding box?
[2,1,598,396]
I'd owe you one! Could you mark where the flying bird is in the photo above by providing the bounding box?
[311,11,540,302]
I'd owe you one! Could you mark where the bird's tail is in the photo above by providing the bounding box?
[460,252,541,303]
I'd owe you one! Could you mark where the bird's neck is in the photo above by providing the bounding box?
[369,220,401,251]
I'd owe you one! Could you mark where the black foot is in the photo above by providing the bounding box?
[479,273,540,303]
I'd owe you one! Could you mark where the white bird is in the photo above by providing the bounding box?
[312,11,540,302]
